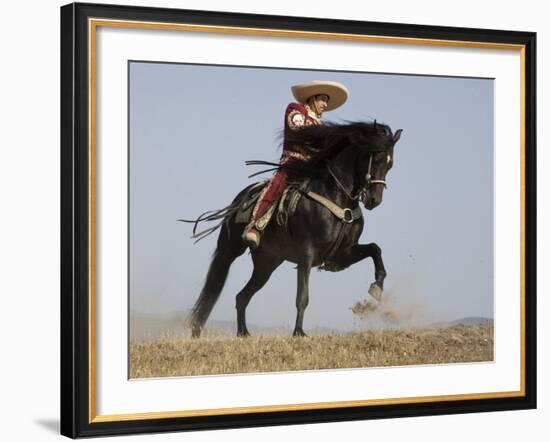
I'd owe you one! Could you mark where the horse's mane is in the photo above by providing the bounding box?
[279,120,392,176]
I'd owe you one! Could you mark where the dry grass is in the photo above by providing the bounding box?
[130,324,493,378]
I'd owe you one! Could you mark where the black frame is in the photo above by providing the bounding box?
[60,2,537,438]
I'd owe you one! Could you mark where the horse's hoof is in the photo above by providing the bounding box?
[368,282,383,302]
[292,329,308,337]
[237,330,251,338]
[191,326,202,338]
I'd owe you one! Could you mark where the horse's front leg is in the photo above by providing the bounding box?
[293,263,312,337]
[322,243,386,301]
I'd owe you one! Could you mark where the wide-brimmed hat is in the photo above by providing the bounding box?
[291,80,349,111]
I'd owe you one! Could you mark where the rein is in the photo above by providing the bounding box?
[325,151,387,202]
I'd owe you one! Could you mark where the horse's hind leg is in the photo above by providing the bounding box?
[190,221,247,338]
[236,254,283,337]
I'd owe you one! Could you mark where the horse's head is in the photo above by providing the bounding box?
[281,121,402,209]
[351,123,402,210]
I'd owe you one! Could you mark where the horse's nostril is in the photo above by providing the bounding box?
[369,196,380,207]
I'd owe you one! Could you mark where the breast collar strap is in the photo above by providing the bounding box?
[304,190,362,224]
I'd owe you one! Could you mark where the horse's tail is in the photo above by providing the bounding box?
[189,222,245,337]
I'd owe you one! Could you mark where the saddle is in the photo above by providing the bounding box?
[234,178,312,230]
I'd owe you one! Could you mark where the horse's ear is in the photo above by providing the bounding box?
[393,129,403,144]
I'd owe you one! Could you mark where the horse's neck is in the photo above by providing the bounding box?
[312,146,359,207]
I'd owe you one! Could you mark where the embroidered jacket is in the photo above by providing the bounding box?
[282,102,321,162]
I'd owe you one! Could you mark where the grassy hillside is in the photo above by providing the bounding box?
[130,323,493,378]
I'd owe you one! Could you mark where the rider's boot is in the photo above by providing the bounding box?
[241,168,288,249]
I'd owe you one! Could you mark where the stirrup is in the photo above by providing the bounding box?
[242,225,261,249]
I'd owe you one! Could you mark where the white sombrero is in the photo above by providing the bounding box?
[291,80,349,111]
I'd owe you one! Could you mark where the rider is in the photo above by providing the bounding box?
[242,80,349,249]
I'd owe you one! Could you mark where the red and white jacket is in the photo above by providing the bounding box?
[282,102,321,162]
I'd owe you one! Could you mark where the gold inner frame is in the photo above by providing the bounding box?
[87,18,527,424]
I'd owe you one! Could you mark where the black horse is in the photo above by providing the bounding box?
[181,121,402,337]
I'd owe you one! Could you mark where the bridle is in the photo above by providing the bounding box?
[365,153,388,188]
[326,151,388,202]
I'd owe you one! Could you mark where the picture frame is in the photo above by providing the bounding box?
[60,2,536,438]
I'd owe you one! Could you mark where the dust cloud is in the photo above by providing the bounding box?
[350,277,436,330]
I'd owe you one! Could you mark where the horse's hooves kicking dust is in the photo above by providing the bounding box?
[368,282,383,302]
